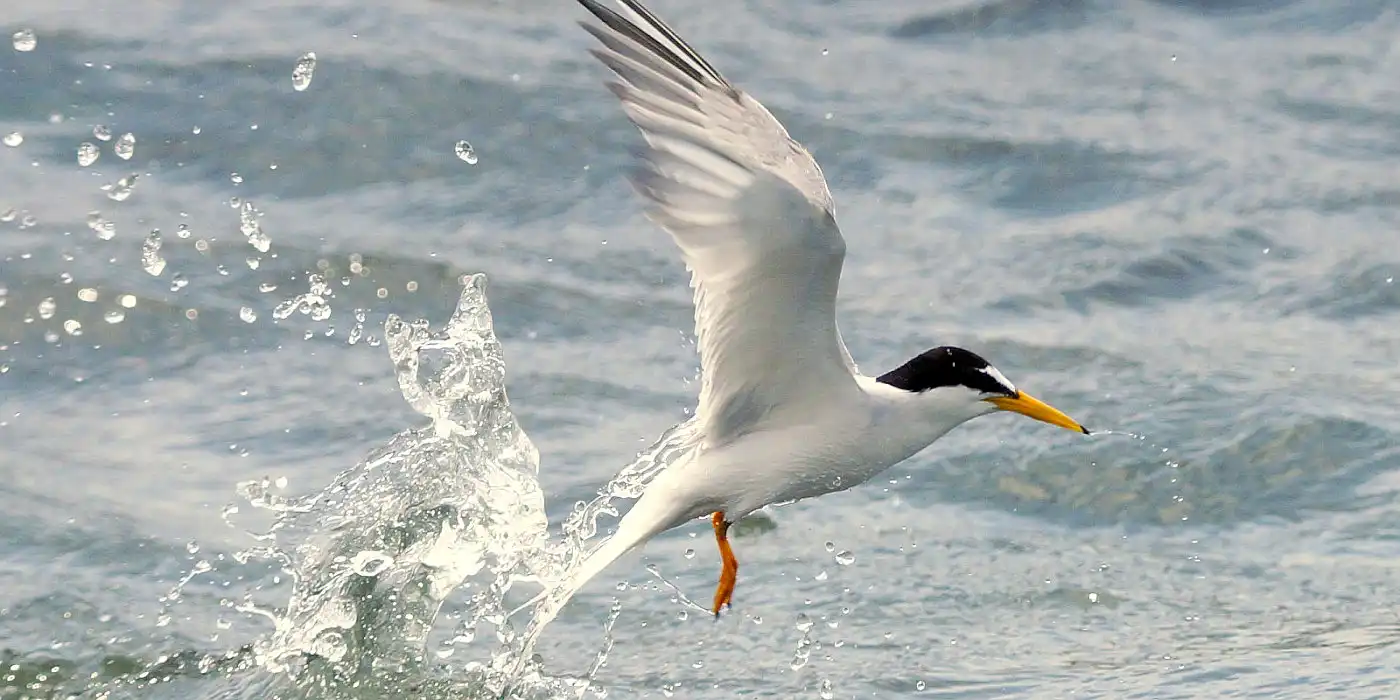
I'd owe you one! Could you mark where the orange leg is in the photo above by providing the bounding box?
[711,511,739,617]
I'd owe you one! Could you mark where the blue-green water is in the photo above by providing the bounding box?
[2,0,1399,697]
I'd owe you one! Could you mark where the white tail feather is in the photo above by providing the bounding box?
[514,487,692,666]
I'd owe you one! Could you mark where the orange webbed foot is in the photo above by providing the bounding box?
[711,511,738,617]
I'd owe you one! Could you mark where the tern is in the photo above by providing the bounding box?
[525,0,1090,641]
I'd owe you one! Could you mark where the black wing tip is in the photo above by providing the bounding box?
[573,0,733,93]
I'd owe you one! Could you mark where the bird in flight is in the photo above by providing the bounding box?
[525,0,1090,641]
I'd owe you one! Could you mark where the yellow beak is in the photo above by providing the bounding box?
[986,392,1089,435]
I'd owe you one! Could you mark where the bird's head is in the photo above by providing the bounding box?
[874,346,1089,434]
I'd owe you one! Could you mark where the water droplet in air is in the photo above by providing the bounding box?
[37,297,56,320]
[93,124,112,141]
[169,273,188,291]
[114,132,135,160]
[824,541,835,552]
[141,230,166,276]
[916,680,926,690]
[186,541,200,554]
[292,52,316,91]
[103,310,124,324]
[683,548,695,559]
[63,319,82,336]
[102,174,138,201]
[454,140,478,164]
[77,288,98,302]
[118,294,137,308]
[818,679,834,699]
[239,202,271,252]
[834,550,855,566]
[12,29,36,52]
[246,256,260,270]
[239,307,257,323]
[2,132,22,147]
[88,214,115,240]
[176,223,191,239]
[77,142,99,166]
[795,613,813,632]
[350,550,393,576]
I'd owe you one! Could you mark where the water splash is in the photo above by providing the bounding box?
[455,140,479,165]
[293,52,317,91]
[175,272,702,698]
[12,28,36,52]
[102,173,138,201]
[228,274,555,692]
[272,272,333,322]
[114,132,136,160]
[141,230,166,276]
[239,201,272,253]
[77,141,100,166]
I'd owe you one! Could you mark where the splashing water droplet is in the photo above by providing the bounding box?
[142,230,166,276]
[102,174,138,201]
[273,273,333,321]
[114,132,135,160]
[454,140,478,164]
[346,307,365,345]
[2,132,22,147]
[350,550,394,577]
[834,550,854,566]
[292,52,316,91]
[795,613,814,632]
[12,29,36,52]
[239,307,257,323]
[93,124,112,141]
[239,201,271,252]
[77,141,99,166]
[818,679,834,699]
[791,613,814,670]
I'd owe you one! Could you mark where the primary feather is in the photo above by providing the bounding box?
[579,0,861,449]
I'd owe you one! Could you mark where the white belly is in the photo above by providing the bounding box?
[670,406,944,521]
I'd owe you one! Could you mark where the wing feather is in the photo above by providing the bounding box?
[577,0,860,447]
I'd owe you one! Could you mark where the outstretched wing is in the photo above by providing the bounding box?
[578,0,861,447]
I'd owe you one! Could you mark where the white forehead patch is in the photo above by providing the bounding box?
[979,366,1016,394]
